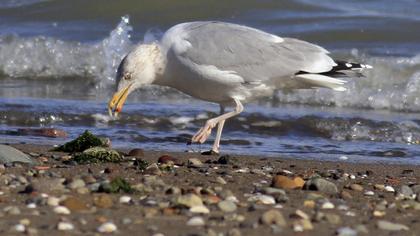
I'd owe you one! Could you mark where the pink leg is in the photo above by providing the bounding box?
[192,98,243,145]
[211,119,225,153]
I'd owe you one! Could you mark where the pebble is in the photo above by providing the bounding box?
[4,206,21,215]
[145,163,162,175]
[350,184,364,192]
[321,201,335,209]
[26,203,37,209]
[187,158,203,168]
[218,200,237,212]
[303,178,338,195]
[216,176,227,185]
[69,179,86,189]
[377,220,409,231]
[293,219,313,231]
[128,148,144,157]
[364,191,375,196]
[190,205,210,214]
[272,175,305,189]
[119,196,131,204]
[260,209,286,226]
[337,227,357,236]
[248,194,276,205]
[62,197,89,211]
[14,224,26,232]
[97,222,117,233]
[398,185,414,198]
[176,194,203,208]
[57,222,74,231]
[384,186,395,192]
[94,195,114,208]
[186,216,205,226]
[53,206,70,215]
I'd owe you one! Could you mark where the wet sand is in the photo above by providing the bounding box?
[0,143,419,235]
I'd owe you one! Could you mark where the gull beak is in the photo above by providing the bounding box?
[108,84,132,118]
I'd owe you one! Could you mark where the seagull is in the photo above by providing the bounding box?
[108,21,371,154]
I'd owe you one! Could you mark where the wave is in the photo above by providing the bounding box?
[0,0,48,9]
[0,16,133,88]
[1,16,420,112]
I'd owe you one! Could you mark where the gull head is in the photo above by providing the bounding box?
[108,43,163,117]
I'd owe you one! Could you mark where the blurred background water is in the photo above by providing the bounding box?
[1,0,420,164]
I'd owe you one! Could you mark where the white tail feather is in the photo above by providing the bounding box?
[295,74,347,91]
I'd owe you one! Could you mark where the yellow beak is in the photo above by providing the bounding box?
[108,84,132,117]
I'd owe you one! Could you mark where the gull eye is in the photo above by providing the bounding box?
[123,73,132,80]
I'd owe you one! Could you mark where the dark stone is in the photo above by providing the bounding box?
[128,148,144,157]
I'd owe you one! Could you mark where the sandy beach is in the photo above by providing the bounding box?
[0,143,418,235]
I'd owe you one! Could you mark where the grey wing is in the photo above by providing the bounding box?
[168,22,336,85]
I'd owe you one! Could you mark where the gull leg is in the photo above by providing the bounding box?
[192,98,243,145]
[211,119,225,154]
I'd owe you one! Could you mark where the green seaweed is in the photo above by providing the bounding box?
[108,177,134,193]
[133,159,149,171]
[53,130,108,153]
[73,147,123,164]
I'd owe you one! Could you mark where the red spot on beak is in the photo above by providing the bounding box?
[116,107,121,113]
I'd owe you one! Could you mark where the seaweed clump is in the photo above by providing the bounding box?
[73,147,123,164]
[53,130,108,153]
[100,177,134,193]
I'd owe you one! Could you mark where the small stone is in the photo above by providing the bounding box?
[384,186,395,192]
[94,195,114,208]
[293,219,313,231]
[69,179,86,189]
[145,163,162,175]
[47,196,60,206]
[228,228,242,236]
[27,203,37,209]
[190,205,210,214]
[187,158,203,168]
[128,148,144,157]
[62,197,89,211]
[217,155,235,165]
[341,190,353,199]
[248,194,276,205]
[373,210,386,217]
[216,176,227,185]
[176,194,203,208]
[272,175,305,189]
[374,184,385,190]
[398,185,414,198]
[218,200,237,212]
[20,218,30,226]
[364,191,375,196]
[158,155,181,165]
[303,200,315,208]
[260,209,286,226]
[4,206,21,215]
[321,202,335,209]
[350,184,364,192]
[119,196,131,204]
[187,216,205,226]
[337,227,357,236]
[377,220,409,231]
[53,206,71,215]
[294,209,309,220]
[324,213,341,224]
[97,222,117,233]
[303,178,338,195]
[14,224,25,232]
[57,222,74,231]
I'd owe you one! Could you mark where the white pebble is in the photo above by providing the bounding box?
[385,186,395,192]
[14,224,25,232]
[47,197,60,206]
[53,206,71,215]
[247,194,276,205]
[321,202,335,209]
[349,174,356,179]
[364,191,375,196]
[26,203,37,209]
[186,216,205,226]
[57,222,74,231]
[97,222,117,233]
[119,196,131,204]
[190,205,210,214]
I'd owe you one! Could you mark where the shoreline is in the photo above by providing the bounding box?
[0,143,419,235]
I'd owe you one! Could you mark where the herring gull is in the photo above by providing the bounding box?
[108,21,371,154]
